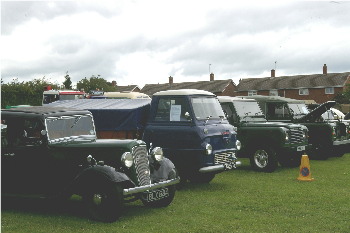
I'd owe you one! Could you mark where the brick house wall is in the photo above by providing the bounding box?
[215,82,236,96]
[235,86,344,103]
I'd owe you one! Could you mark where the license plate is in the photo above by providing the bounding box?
[144,188,169,202]
[297,146,305,151]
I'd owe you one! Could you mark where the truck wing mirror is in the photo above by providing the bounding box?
[185,112,192,121]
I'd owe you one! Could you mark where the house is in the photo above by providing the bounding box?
[235,64,350,104]
[141,73,236,97]
[111,81,141,92]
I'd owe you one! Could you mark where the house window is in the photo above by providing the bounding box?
[325,87,334,94]
[269,90,278,96]
[299,88,309,95]
[248,91,257,96]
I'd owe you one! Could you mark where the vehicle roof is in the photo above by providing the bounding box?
[218,96,257,103]
[1,106,91,118]
[104,91,150,99]
[153,89,215,96]
[239,95,305,103]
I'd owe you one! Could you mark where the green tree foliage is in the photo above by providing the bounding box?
[76,75,117,93]
[63,73,72,89]
[333,84,350,104]
[1,77,58,108]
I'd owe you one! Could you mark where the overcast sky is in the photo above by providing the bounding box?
[1,1,350,89]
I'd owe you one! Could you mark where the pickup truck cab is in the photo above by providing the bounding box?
[143,89,241,183]
[1,107,179,222]
[218,96,308,172]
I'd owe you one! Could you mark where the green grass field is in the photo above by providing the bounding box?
[2,154,350,233]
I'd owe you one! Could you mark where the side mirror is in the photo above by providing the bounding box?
[184,112,192,121]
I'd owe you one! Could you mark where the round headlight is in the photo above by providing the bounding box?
[205,143,213,155]
[235,140,242,151]
[121,152,133,168]
[151,147,164,161]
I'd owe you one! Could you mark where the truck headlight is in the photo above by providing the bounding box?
[205,144,212,155]
[282,128,290,143]
[236,140,242,151]
[121,152,133,168]
[150,147,164,162]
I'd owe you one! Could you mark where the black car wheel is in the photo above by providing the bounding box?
[250,147,278,172]
[83,183,123,222]
[142,168,177,208]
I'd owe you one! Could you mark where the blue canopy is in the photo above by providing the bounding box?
[47,99,151,131]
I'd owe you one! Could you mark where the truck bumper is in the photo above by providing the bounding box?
[199,161,242,173]
[123,177,180,196]
[333,139,350,146]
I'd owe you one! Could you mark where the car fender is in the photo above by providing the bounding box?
[150,157,177,182]
[69,165,135,195]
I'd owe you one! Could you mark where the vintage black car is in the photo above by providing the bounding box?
[1,107,180,222]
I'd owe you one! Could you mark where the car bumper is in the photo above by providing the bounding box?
[123,177,180,196]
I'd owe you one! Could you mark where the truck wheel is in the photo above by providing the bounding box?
[142,169,177,208]
[83,183,123,222]
[188,172,215,183]
[250,147,278,172]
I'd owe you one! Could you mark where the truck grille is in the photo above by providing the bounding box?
[290,128,305,144]
[133,146,151,186]
[214,151,235,165]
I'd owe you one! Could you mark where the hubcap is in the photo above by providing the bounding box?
[254,150,268,168]
[92,194,103,206]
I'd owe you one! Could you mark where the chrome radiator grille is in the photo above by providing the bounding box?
[290,128,305,144]
[214,152,234,165]
[133,146,151,186]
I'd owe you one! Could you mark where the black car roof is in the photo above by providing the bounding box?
[1,106,91,118]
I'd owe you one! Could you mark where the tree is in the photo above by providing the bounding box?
[333,84,350,104]
[1,77,59,108]
[77,75,117,93]
[63,72,72,89]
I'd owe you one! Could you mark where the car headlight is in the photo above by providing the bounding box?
[281,128,290,143]
[151,147,164,162]
[121,152,133,168]
[236,140,241,151]
[205,143,212,155]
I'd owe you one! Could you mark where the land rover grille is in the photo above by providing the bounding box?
[290,128,306,144]
[132,146,151,186]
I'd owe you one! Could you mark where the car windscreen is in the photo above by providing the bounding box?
[288,103,309,119]
[191,97,225,120]
[233,101,265,121]
[45,114,95,141]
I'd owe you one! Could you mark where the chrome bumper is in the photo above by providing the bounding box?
[333,139,350,146]
[123,177,180,195]
[199,161,242,173]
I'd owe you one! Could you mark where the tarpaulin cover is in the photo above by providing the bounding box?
[47,99,151,131]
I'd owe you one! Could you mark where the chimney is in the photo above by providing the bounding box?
[323,64,327,75]
[210,73,214,81]
[271,69,275,78]
[111,80,117,86]
[169,76,173,84]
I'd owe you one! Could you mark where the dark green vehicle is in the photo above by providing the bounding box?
[1,107,179,222]
[218,97,308,172]
[242,95,350,159]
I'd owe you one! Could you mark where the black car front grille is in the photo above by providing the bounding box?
[133,146,151,186]
[290,128,305,144]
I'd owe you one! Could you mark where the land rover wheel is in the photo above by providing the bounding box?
[188,172,215,183]
[250,147,278,172]
[83,183,123,222]
[142,168,177,208]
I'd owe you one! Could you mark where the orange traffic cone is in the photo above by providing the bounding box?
[297,154,314,181]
